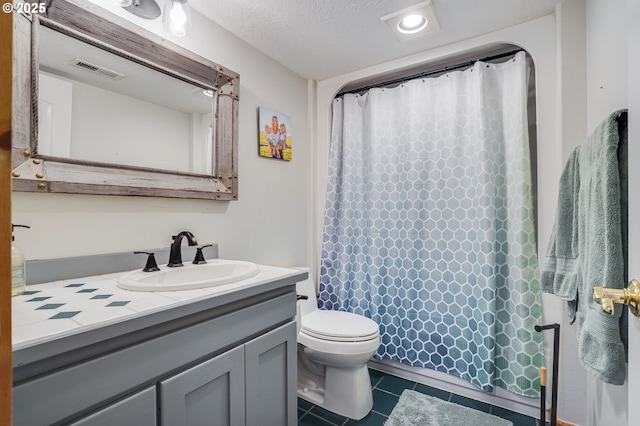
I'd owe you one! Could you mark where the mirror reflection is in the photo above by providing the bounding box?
[38,25,214,174]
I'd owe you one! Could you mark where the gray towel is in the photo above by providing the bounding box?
[540,146,580,320]
[576,110,627,385]
[542,110,627,385]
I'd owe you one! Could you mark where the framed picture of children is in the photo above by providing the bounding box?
[258,107,292,161]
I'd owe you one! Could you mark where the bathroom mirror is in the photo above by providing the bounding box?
[38,25,214,174]
[11,0,240,200]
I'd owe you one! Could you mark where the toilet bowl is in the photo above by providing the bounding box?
[295,268,380,420]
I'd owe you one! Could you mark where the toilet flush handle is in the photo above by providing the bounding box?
[297,294,308,301]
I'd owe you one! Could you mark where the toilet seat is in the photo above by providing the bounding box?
[301,310,379,342]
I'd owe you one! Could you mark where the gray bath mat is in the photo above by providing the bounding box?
[385,390,513,426]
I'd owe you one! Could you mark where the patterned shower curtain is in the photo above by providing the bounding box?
[319,52,543,397]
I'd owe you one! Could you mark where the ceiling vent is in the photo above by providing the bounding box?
[68,58,125,80]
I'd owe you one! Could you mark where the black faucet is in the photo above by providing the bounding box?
[167,231,198,267]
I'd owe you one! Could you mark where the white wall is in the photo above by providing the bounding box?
[584,0,629,425]
[12,1,312,269]
[586,0,628,133]
[553,1,589,423]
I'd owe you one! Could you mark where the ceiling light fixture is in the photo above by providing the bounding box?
[163,0,192,37]
[191,87,215,99]
[381,0,440,42]
[397,14,428,34]
[110,0,193,37]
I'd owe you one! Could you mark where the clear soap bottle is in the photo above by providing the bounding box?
[11,224,30,297]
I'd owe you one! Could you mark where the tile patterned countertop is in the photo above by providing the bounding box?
[12,264,300,351]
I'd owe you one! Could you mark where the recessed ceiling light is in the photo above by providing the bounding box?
[397,14,428,34]
[381,1,440,42]
[192,87,215,99]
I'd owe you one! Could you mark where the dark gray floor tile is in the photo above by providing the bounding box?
[297,370,540,426]
[414,382,451,401]
[344,410,387,426]
[491,405,539,426]
[372,389,400,416]
[375,374,415,395]
[310,405,348,425]
[449,393,491,413]
[299,408,308,420]
[298,412,339,426]
[299,398,315,411]
[369,368,385,387]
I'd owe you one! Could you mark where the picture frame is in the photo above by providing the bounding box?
[258,107,292,161]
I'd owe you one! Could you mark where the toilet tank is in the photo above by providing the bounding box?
[294,267,318,318]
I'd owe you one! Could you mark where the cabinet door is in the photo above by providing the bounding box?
[159,345,245,426]
[69,386,156,426]
[245,321,297,426]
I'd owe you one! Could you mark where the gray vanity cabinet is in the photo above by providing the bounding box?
[245,322,297,426]
[160,345,246,425]
[13,280,302,426]
[158,322,297,426]
[68,386,157,426]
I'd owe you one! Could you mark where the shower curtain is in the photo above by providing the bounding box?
[319,52,543,397]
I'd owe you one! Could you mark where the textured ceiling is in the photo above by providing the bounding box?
[190,0,564,81]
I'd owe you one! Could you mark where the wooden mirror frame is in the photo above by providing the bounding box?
[12,0,239,200]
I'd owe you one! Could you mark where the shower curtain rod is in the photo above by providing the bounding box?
[337,48,525,97]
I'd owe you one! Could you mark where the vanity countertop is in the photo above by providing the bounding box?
[12,264,306,369]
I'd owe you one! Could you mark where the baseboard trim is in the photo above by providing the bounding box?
[368,359,541,418]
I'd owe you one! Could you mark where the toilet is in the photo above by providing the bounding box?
[295,268,381,420]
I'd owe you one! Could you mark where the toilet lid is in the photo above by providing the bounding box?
[301,310,379,342]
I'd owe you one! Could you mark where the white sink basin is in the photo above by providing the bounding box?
[117,259,260,291]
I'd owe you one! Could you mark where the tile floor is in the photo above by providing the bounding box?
[297,369,540,425]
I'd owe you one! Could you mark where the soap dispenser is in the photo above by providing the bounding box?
[11,224,30,297]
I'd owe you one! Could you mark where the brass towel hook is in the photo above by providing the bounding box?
[593,279,640,316]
